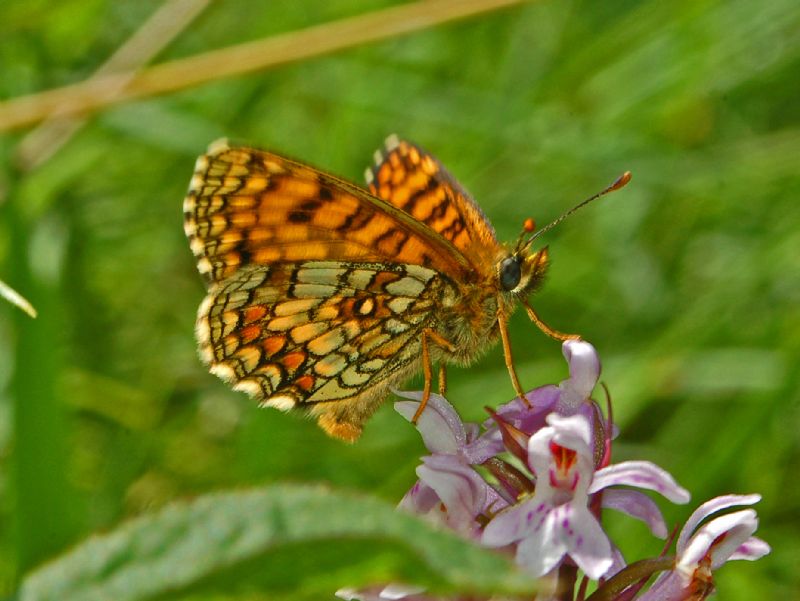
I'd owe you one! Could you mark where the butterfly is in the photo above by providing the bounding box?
[183,135,629,441]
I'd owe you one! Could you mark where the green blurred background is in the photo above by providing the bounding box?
[0,0,797,598]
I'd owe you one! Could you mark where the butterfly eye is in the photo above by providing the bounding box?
[499,256,522,291]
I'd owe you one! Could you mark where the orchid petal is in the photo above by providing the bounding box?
[394,391,465,453]
[398,480,440,515]
[730,536,771,561]
[482,497,540,547]
[678,509,758,570]
[516,503,613,580]
[547,413,593,449]
[590,461,690,504]
[559,340,600,408]
[417,456,485,532]
[486,386,560,435]
[676,493,761,553]
[601,489,668,538]
[462,430,505,464]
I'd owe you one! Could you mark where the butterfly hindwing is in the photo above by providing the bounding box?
[196,260,453,440]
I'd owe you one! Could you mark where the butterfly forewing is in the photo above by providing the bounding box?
[366,135,500,269]
[184,141,473,287]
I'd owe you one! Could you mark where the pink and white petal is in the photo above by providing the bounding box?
[553,504,615,580]
[547,413,593,448]
[398,480,440,515]
[417,456,485,531]
[601,489,668,538]
[590,461,690,504]
[678,510,758,570]
[488,386,560,435]
[559,340,600,408]
[730,536,771,561]
[462,430,505,464]
[676,493,761,552]
[482,498,541,547]
[394,391,465,453]
[515,506,564,577]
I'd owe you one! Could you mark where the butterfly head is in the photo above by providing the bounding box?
[497,245,549,298]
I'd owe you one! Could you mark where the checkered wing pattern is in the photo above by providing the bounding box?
[196,261,452,440]
[366,134,499,268]
[184,140,472,287]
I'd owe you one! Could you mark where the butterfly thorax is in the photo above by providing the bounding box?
[430,244,548,366]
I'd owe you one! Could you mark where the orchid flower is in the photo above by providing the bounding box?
[482,413,689,579]
[395,391,506,537]
[640,494,770,600]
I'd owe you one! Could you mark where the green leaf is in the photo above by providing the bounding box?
[18,484,535,601]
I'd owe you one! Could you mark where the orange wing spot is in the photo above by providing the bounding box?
[253,247,282,263]
[220,229,243,245]
[295,374,315,392]
[242,176,269,192]
[370,271,401,292]
[378,184,392,200]
[277,177,320,199]
[222,251,241,267]
[338,298,357,318]
[247,227,274,243]
[421,155,438,175]
[391,165,407,186]
[209,213,228,236]
[283,351,306,370]
[263,159,287,174]
[207,195,225,212]
[390,184,412,206]
[408,146,421,164]
[244,305,268,324]
[377,163,392,185]
[262,335,287,356]
[230,211,257,229]
[375,337,405,359]
[230,195,257,209]
[240,324,262,344]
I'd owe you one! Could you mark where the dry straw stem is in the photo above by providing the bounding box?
[0,0,527,133]
[16,0,212,169]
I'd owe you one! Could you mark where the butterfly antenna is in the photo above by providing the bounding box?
[523,171,632,250]
[513,217,537,253]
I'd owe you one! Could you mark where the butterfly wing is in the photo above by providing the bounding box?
[196,260,453,441]
[366,134,500,269]
[183,139,473,287]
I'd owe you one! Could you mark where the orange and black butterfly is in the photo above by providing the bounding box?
[183,135,629,441]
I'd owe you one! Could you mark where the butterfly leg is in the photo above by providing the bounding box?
[497,310,528,404]
[522,299,581,341]
[438,363,447,396]
[412,329,456,424]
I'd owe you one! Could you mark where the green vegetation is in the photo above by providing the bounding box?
[1,0,797,598]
